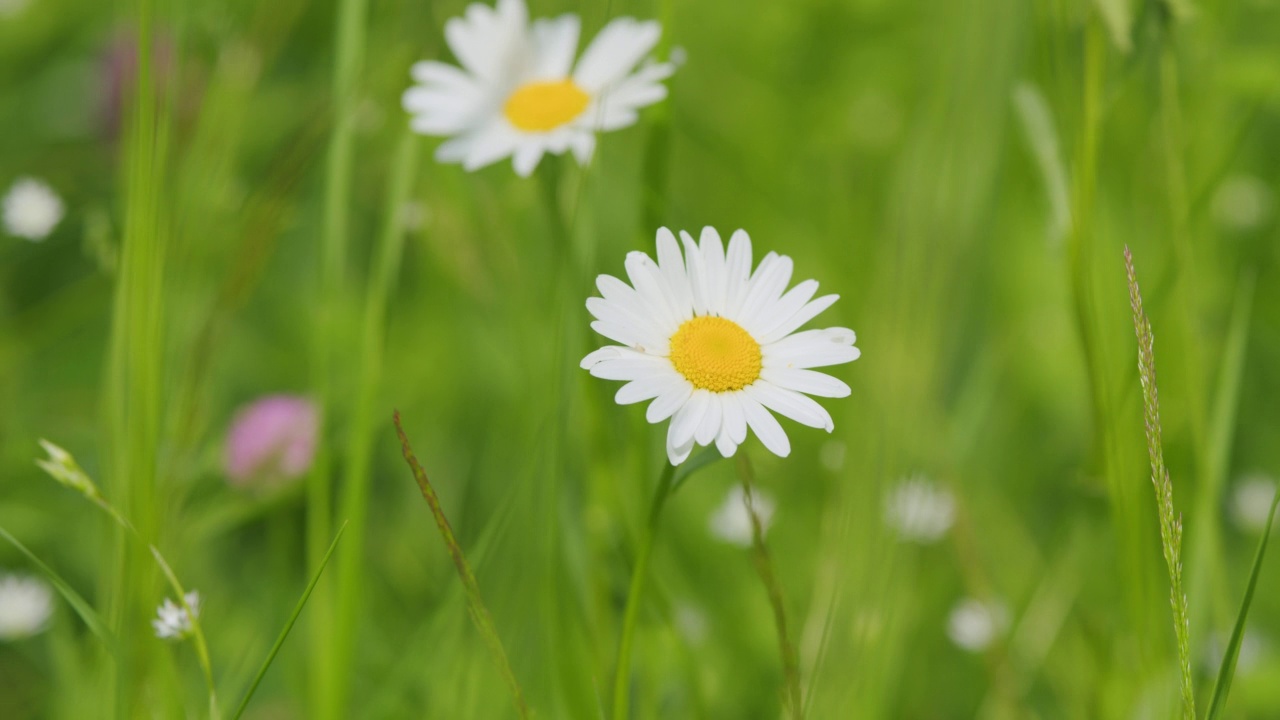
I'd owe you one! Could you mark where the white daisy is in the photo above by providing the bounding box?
[152,591,200,640]
[883,475,955,544]
[2,177,64,241]
[581,227,860,465]
[402,0,674,177]
[0,574,53,640]
[709,484,775,548]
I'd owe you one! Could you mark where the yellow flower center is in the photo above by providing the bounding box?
[503,79,590,132]
[668,316,762,393]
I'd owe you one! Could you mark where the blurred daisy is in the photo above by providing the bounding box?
[947,597,1007,653]
[709,484,775,548]
[402,0,674,176]
[581,227,860,465]
[1229,474,1277,533]
[153,591,200,640]
[2,177,64,241]
[0,574,53,640]
[224,395,318,488]
[883,475,955,543]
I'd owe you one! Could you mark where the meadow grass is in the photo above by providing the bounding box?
[2,0,1280,718]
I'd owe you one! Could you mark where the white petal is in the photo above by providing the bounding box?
[512,141,546,177]
[695,394,723,446]
[581,345,628,369]
[590,320,667,352]
[680,230,710,316]
[647,381,693,423]
[625,251,681,333]
[722,229,754,318]
[758,294,840,345]
[669,389,711,448]
[572,18,662,92]
[655,228,694,321]
[587,355,670,381]
[594,61,673,121]
[735,252,793,325]
[745,382,834,432]
[763,328,860,369]
[699,227,727,314]
[742,279,818,338]
[461,123,523,171]
[586,297,667,349]
[667,425,696,465]
[740,395,791,457]
[444,0,530,83]
[721,392,749,444]
[714,424,739,457]
[569,131,595,165]
[616,373,681,405]
[529,14,580,79]
[760,368,851,398]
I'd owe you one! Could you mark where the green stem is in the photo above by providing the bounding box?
[736,455,803,719]
[393,413,529,719]
[309,0,369,712]
[611,462,676,720]
[332,130,420,698]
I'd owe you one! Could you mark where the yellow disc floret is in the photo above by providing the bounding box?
[503,79,590,132]
[668,316,762,393]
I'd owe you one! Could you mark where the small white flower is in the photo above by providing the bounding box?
[947,597,1007,653]
[1212,175,1272,232]
[709,484,775,548]
[883,475,955,543]
[581,227,860,465]
[3,177,64,241]
[1230,474,1277,533]
[402,0,675,176]
[152,591,200,640]
[0,574,54,640]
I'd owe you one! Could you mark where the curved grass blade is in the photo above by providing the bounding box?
[0,525,116,653]
[230,521,347,720]
[1205,490,1280,720]
[670,445,724,494]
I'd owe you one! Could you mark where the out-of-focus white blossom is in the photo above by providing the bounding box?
[709,484,775,548]
[883,475,955,543]
[947,597,1007,653]
[152,591,200,640]
[3,177,64,241]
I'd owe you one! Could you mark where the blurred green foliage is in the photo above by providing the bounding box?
[2,0,1280,717]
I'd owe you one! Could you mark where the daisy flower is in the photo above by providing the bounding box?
[2,177,64,241]
[402,0,674,176]
[581,227,860,465]
[152,591,200,640]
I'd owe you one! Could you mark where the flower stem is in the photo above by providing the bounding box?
[611,461,676,720]
[737,455,803,719]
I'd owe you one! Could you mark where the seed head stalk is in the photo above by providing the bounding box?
[1124,246,1195,719]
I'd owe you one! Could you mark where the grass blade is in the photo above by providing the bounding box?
[393,412,529,719]
[231,521,348,720]
[1205,491,1280,719]
[0,525,116,653]
[670,445,723,494]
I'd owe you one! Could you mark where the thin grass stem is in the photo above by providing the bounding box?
[393,412,529,719]
[611,461,676,720]
[736,455,803,719]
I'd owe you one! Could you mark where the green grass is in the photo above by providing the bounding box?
[3,0,1280,717]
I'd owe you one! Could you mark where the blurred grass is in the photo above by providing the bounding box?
[2,0,1280,718]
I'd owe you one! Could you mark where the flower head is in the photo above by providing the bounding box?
[947,597,1007,653]
[152,591,200,640]
[709,484,775,548]
[224,395,318,488]
[402,0,674,176]
[0,574,53,640]
[3,177,64,241]
[581,227,859,465]
[883,475,955,544]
